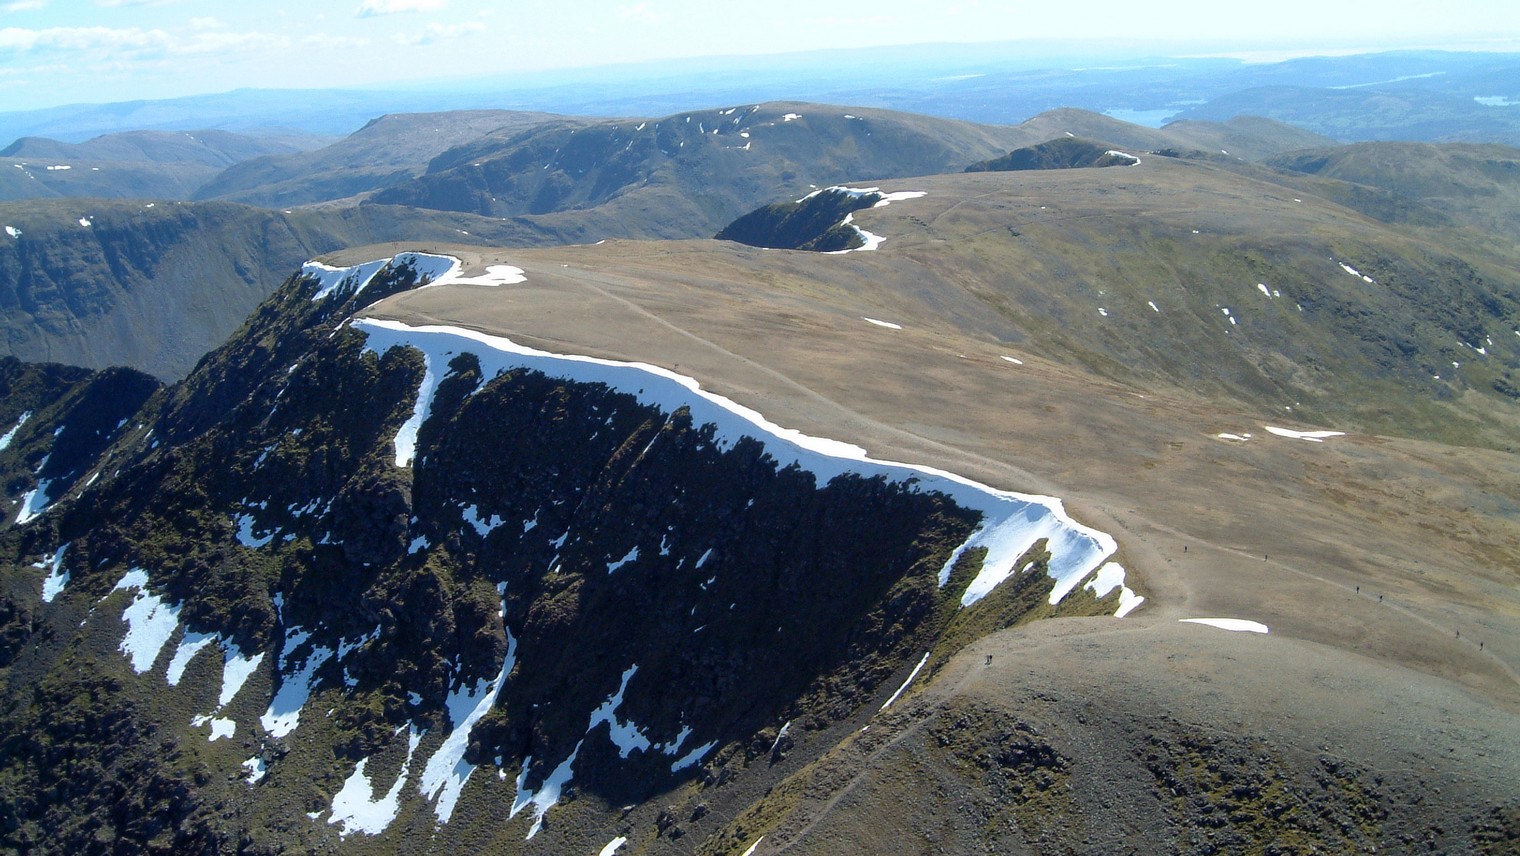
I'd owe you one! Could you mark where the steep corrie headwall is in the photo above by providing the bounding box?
[0,251,1135,853]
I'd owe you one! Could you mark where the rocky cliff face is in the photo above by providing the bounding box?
[0,253,1128,853]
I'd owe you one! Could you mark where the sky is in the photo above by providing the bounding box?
[2,0,1518,112]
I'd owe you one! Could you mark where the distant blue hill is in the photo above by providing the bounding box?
[3,46,1517,145]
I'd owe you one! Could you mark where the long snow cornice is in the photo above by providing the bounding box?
[351,314,1118,608]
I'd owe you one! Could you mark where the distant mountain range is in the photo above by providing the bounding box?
[0,102,1370,379]
[2,48,1516,145]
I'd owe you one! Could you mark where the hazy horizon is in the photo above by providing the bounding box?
[2,0,1517,113]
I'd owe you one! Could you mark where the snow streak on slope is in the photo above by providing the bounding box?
[878,651,931,712]
[220,644,265,707]
[34,543,68,602]
[166,631,218,686]
[392,350,436,467]
[15,478,55,525]
[260,629,334,738]
[305,259,389,302]
[418,631,517,824]
[0,410,30,450]
[352,317,1118,612]
[511,742,581,839]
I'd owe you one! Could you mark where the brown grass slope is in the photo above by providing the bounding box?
[1266,140,1520,241]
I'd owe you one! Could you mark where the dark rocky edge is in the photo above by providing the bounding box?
[715,188,881,252]
[965,137,1141,172]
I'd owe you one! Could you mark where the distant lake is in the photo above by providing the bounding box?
[1102,108,1178,128]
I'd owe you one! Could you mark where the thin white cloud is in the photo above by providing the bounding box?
[356,0,444,17]
[95,0,178,7]
[170,29,286,56]
[393,20,483,45]
[0,23,306,61]
[3,1,48,13]
[616,3,660,23]
[0,25,170,54]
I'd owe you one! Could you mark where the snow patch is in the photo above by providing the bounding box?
[3,226,19,239]
[330,727,422,837]
[461,503,505,537]
[1264,425,1344,442]
[1338,262,1376,284]
[15,479,55,525]
[221,644,264,707]
[205,717,236,741]
[242,756,267,784]
[35,542,68,602]
[587,665,652,757]
[599,837,629,856]
[862,317,902,329]
[1083,562,1144,617]
[233,512,274,548]
[260,630,334,738]
[606,546,639,574]
[1180,618,1269,634]
[670,739,716,773]
[112,569,180,673]
[393,350,438,467]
